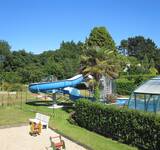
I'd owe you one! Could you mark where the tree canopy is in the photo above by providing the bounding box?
[119,36,157,60]
[119,36,160,72]
[85,27,116,51]
[0,41,83,83]
[81,27,120,82]
[0,40,11,57]
[0,27,160,85]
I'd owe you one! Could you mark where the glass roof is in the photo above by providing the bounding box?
[134,76,160,95]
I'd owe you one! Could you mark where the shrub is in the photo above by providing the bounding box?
[1,82,24,91]
[3,72,21,83]
[116,74,156,95]
[74,99,160,150]
[116,79,136,95]
[9,83,23,91]
[94,85,100,101]
[67,111,78,125]
[2,82,10,91]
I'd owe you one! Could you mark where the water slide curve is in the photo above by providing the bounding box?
[29,74,83,93]
[29,74,93,100]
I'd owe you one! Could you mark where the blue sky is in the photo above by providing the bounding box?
[0,0,160,54]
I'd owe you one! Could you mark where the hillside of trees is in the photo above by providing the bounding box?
[0,27,160,85]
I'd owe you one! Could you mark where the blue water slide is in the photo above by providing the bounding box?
[62,87,95,101]
[29,74,84,93]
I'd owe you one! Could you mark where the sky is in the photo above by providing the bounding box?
[0,0,160,54]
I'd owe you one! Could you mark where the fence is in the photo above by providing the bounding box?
[0,90,56,117]
[0,90,37,108]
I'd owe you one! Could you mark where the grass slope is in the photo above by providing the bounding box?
[0,106,34,126]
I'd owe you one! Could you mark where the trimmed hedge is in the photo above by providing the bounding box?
[116,75,156,95]
[116,79,136,95]
[74,99,160,150]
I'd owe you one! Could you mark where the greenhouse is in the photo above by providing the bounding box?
[128,76,160,113]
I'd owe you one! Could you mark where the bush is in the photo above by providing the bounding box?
[1,82,24,91]
[94,85,100,101]
[116,75,156,95]
[2,82,10,91]
[3,72,21,83]
[116,79,136,95]
[67,111,78,125]
[74,99,160,150]
[9,83,23,91]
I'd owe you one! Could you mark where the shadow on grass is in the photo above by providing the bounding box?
[25,100,75,108]
[26,100,53,106]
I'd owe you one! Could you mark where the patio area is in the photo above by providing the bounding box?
[0,125,86,150]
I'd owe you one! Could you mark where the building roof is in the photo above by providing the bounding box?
[134,76,160,95]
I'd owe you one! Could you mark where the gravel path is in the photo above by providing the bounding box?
[0,125,86,150]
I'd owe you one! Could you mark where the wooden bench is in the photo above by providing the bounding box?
[29,113,50,129]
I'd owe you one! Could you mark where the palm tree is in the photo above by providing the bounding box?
[81,47,120,82]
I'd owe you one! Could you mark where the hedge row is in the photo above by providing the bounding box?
[74,99,160,150]
[116,79,136,95]
[116,75,156,95]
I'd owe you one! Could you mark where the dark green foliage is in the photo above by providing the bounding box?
[2,72,21,83]
[154,48,160,73]
[1,30,160,84]
[74,100,160,150]
[2,82,24,91]
[118,40,128,55]
[0,40,11,56]
[39,41,83,80]
[118,36,160,73]
[150,58,155,69]
[0,41,82,83]
[94,85,100,101]
[116,79,136,95]
[85,27,116,51]
[116,75,156,95]
[142,55,149,73]
[17,65,46,83]
[119,36,157,60]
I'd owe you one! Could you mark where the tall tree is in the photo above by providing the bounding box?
[154,48,160,73]
[0,40,11,56]
[40,41,83,79]
[85,27,116,51]
[118,40,128,55]
[119,36,157,61]
[0,40,12,71]
[150,58,155,69]
[81,27,120,82]
[142,54,149,73]
[81,47,120,81]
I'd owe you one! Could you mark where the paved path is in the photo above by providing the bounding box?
[0,125,86,150]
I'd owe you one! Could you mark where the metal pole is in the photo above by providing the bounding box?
[21,91,23,109]
[153,95,158,114]
[146,95,152,112]
[52,93,56,118]
[25,89,27,103]
[134,93,137,110]
[144,94,147,111]
[7,92,9,106]
[2,95,4,107]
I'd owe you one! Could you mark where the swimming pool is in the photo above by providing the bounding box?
[128,99,160,112]
[116,98,128,106]
[116,98,160,112]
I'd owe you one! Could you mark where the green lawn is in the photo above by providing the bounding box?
[0,106,34,126]
[0,104,137,150]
